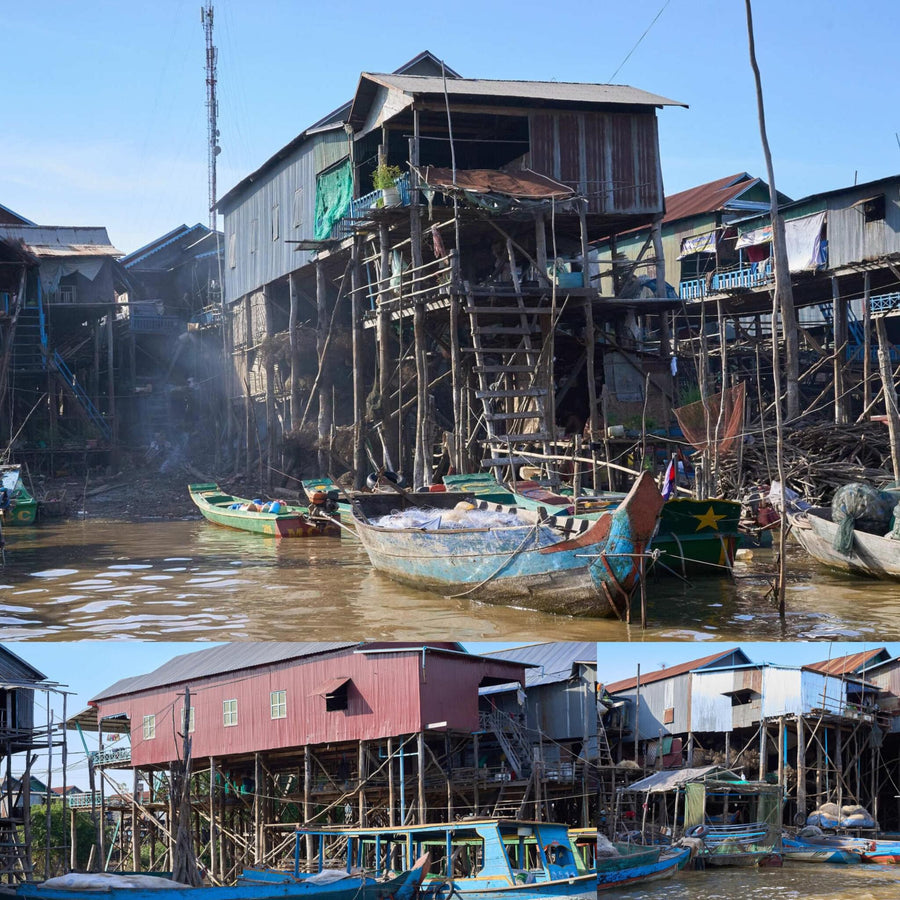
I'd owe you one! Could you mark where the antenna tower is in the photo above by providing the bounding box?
[202,2,220,231]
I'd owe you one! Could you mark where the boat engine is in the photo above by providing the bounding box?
[308,489,340,519]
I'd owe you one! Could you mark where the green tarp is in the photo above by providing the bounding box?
[314,159,353,240]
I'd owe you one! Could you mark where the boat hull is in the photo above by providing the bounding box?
[433,875,596,900]
[352,473,663,617]
[189,484,340,538]
[595,847,688,890]
[790,508,900,580]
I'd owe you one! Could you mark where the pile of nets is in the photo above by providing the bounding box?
[371,503,522,531]
[831,483,898,554]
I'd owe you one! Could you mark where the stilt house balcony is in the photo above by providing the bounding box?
[88,744,132,767]
[679,259,774,300]
[332,174,411,239]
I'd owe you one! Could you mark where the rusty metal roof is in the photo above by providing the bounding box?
[0,225,122,258]
[422,167,574,199]
[359,73,684,109]
[661,173,760,225]
[805,647,890,676]
[604,648,750,694]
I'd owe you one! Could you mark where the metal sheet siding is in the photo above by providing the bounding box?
[690,670,734,733]
[419,655,527,731]
[223,130,349,302]
[826,182,900,268]
[529,112,662,217]
[97,651,426,767]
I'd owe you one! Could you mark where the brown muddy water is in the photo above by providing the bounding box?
[620,863,897,899]
[0,518,898,641]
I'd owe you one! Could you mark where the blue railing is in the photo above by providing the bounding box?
[52,351,112,439]
[870,291,900,316]
[332,173,411,238]
[130,314,183,334]
[680,261,773,300]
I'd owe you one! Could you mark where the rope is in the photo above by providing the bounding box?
[447,522,542,598]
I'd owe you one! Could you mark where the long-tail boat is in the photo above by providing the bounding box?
[350,472,663,617]
[189,483,340,538]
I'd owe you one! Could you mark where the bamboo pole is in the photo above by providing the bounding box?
[350,239,365,487]
[875,314,900,481]
[863,271,872,415]
[315,263,332,475]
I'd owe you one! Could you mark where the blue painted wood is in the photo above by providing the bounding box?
[781,836,862,864]
[595,846,689,890]
[298,820,596,900]
[351,472,663,617]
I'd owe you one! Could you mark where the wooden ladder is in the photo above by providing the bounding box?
[465,287,553,481]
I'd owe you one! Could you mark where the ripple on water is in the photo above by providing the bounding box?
[70,579,114,588]
[32,568,79,578]
[141,575,174,581]
[107,563,153,570]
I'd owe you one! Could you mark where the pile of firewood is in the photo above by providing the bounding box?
[718,421,896,505]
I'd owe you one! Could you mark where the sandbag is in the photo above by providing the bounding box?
[831,484,896,555]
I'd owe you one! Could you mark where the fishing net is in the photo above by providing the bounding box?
[831,483,896,555]
[674,382,745,455]
[889,501,900,541]
[371,506,521,530]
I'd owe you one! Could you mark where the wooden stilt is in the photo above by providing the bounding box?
[316,263,332,476]
[875,314,900,480]
[863,271,872,416]
[350,239,365,487]
[832,275,848,424]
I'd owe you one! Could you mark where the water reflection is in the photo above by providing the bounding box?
[0,518,897,640]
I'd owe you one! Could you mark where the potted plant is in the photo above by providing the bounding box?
[373,162,403,207]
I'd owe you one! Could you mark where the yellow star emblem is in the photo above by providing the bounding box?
[693,506,726,531]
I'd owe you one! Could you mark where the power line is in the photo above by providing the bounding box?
[609,0,672,82]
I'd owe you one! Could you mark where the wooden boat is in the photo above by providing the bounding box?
[0,464,38,525]
[568,831,688,889]
[447,474,740,578]
[298,819,598,900]
[696,823,780,867]
[789,506,900,580]
[781,834,862,864]
[350,472,664,617]
[189,484,340,538]
[595,845,689,890]
[17,844,428,900]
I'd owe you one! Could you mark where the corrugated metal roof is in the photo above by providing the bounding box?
[92,642,360,702]
[805,647,890,676]
[624,765,745,793]
[483,642,595,689]
[219,52,460,210]
[0,645,47,683]
[662,173,759,225]
[359,73,684,109]
[0,225,122,258]
[605,648,750,694]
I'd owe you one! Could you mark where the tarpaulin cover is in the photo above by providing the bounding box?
[314,159,353,241]
[674,382,746,455]
[784,211,826,271]
[422,167,574,199]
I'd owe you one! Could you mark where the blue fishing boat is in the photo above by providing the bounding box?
[297,819,596,900]
[18,834,429,900]
[781,835,862,864]
[349,472,663,617]
[595,845,689,890]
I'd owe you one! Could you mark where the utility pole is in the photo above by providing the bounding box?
[202,2,220,232]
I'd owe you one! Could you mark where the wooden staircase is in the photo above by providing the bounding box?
[464,288,554,480]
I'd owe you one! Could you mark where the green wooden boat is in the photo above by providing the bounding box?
[1,465,38,525]
[189,483,341,538]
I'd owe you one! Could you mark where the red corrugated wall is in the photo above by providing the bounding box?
[530,110,662,215]
[95,649,525,767]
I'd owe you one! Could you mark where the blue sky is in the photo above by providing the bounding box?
[16,639,900,786]
[3,1,899,252]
